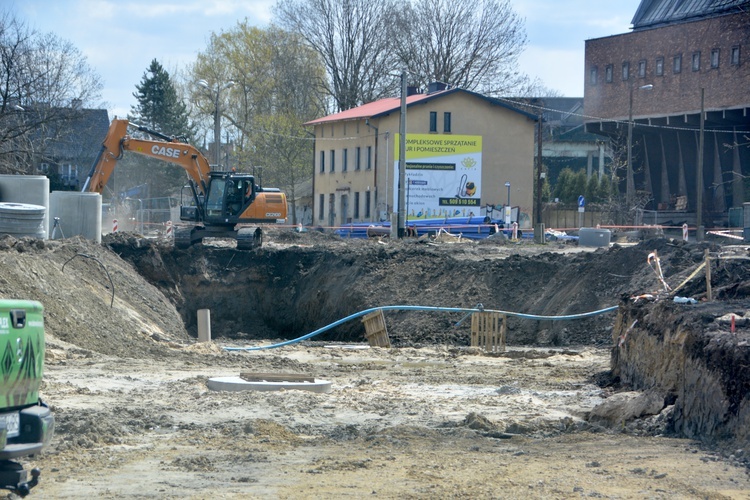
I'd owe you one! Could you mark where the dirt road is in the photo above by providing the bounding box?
[29,340,750,499]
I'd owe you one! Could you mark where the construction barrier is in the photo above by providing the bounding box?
[113,219,118,232]
[165,220,173,238]
[683,223,688,241]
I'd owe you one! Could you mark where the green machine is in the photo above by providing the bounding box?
[0,300,54,496]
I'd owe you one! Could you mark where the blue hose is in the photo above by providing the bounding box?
[223,304,619,352]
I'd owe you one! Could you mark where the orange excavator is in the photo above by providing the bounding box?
[83,119,287,249]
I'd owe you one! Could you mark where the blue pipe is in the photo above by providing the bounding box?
[223,304,619,352]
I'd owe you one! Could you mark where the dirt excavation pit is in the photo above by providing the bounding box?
[0,229,749,497]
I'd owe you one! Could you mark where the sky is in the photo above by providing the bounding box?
[10,0,642,119]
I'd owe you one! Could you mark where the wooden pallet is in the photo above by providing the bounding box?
[470,312,506,353]
[362,309,391,347]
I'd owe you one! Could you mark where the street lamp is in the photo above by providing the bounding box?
[505,181,511,206]
[197,79,235,167]
[626,83,653,207]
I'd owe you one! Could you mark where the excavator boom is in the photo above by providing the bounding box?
[83,119,212,195]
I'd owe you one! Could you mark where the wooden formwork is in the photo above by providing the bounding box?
[470,312,506,353]
[362,309,391,347]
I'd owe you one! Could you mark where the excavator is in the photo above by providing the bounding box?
[82,119,287,249]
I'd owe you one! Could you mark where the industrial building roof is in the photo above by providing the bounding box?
[632,0,750,29]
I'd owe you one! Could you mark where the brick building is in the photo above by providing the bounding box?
[584,0,750,227]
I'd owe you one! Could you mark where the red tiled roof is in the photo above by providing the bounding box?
[304,91,443,126]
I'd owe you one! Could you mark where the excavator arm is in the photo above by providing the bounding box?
[83,119,212,195]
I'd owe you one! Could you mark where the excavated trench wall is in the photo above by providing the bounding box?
[612,300,750,446]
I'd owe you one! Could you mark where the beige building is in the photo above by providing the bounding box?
[305,85,538,229]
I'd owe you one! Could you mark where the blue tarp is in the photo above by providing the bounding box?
[334,216,530,240]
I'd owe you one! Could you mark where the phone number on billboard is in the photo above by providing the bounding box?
[439,198,480,206]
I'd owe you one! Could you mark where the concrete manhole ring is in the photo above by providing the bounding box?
[207,376,333,393]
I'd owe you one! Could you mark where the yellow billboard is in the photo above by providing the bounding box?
[394,134,483,219]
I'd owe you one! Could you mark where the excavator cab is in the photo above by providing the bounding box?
[203,173,256,223]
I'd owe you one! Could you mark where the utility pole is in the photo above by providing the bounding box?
[697,87,705,241]
[536,113,543,225]
[197,79,235,167]
[535,113,545,243]
[398,71,407,238]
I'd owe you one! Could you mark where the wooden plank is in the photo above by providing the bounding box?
[240,372,315,383]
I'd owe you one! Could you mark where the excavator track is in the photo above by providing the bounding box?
[236,227,262,250]
[174,226,198,249]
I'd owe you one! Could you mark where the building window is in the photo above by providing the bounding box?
[711,48,720,68]
[429,112,437,132]
[342,148,348,172]
[355,146,361,170]
[319,151,325,173]
[673,54,682,74]
[605,64,613,83]
[443,112,451,133]
[731,46,740,66]
[329,150,335,172]
[318,194,324,220]
[589,67,598,85]
[365,191,371,218]
[655,57,664,76]
[622,61,629,81]
[692,51,701,72]
[366,146,372,170]
[354,192,360,219]
[638,60,647,78]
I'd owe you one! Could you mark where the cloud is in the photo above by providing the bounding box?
[519,45,585,97]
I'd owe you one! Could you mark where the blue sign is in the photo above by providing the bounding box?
[578,195,585,207]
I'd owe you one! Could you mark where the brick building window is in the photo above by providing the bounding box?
[319,150,325,173]
[711,49,720,68]
[354,191,360,219]
[590,67,598,85]
[622,61,630,81]
[429,111,437,132]
[443,112,451,133]
[355,146,361,171]
[342,148,348,172]
[365,191,371,218]
[655,57,664,76]
[605,64,613,83]
[329,150,335,172]
[731,46,740,66]
[319,194,324,220]
[366,146,372,170]
[692,51,701,72]
[638,60,647,78]
[673,54,682,73]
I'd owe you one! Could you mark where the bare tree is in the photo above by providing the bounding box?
[274,0,398,112]
[391,0,529,95]
[0,11,103,175]
[191,24,327,223]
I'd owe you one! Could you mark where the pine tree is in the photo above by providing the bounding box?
[121,60,195,199]
[130,60,193,140]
